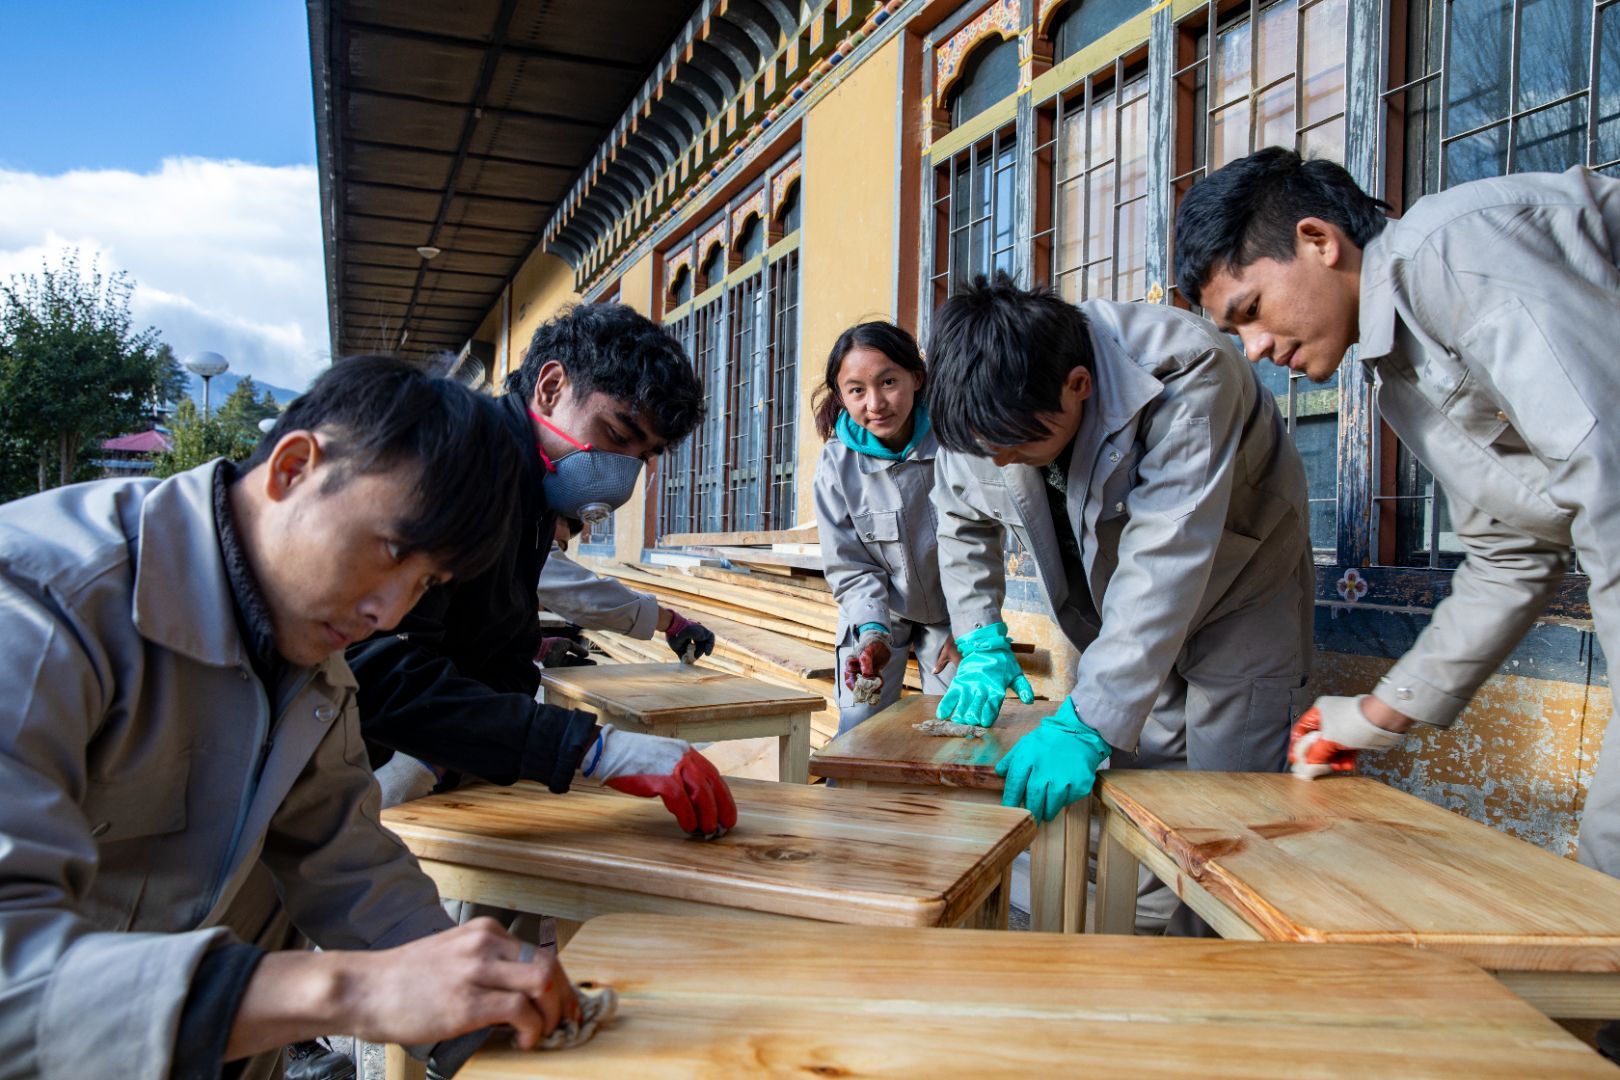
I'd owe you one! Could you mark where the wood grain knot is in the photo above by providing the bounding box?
[1249,818,1336,840]
[801,1065,850,1076]
[747,844,815,863]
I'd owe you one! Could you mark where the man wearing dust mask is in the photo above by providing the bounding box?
[346,303,737,837]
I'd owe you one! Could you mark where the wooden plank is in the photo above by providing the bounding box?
[608,563,838,632]
[1096,771,1620,975]
[542,662,823,724]
[810,695,1047,789]
[457,915,1615,1078]
[685,563,832,595]
[711,545,826,571]
[382,777,1036,928]
[660,526,819,547]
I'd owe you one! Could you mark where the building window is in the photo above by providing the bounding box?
[1039,58,1152,301]
[931,125,1020,305]
[670,264,694,306]
[948,36,1022,127]
[1050,0,1155,64]
[657,167,804,540]
[1171,0,1349,556]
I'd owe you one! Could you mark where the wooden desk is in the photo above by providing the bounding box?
[809,695,1088,934]
[541,663,822,783]
[456,914,1613,1078]
[382,776,1034,930]
[1092,770,1620,1019]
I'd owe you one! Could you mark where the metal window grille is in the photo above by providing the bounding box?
[766,248,802,528]
[931,125,1020,308]
[1039,63,1152,302]
[1172,0,1349,555]
[691,293,729,531]
[658,314,696,541]
[1379,0,1619,566]
[727,267,770,529]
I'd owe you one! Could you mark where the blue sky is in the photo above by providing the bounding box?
[1,0,315,173]
[0,1,329,391]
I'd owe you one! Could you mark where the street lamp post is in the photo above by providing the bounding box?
[183,352,230,419]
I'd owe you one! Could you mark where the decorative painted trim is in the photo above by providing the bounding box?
[771,158,804,213]
[730,188,766,235]
[1035,0,1070,37]
[934,0,1020,102]
[1336,567,1369,603]
[665,246,693,286]
[696,220,728,264]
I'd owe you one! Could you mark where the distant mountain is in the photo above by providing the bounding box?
[182,371,300,409]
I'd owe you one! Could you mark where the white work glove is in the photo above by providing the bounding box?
[1288,695,1405,780]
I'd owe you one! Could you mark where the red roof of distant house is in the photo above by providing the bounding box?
[101,430,172,453]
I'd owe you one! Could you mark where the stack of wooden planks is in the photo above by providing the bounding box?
[562,527,1048,756]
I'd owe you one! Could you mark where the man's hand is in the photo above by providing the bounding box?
[229,919,578,1060]
[933,637,962,675]
[995,698,1111,822]
[664,610,716,662]
[537,636,594,667]
[586,724,738,837]
[843,628,892,692]
[1289,695,1407,780]
[936,621,1034,728]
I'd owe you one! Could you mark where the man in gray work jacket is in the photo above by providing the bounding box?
[1176,150,1620,886]
[926,275,1314,929]
[0,357,577,1079]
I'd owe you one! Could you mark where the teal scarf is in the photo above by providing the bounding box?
[836,404,931,461]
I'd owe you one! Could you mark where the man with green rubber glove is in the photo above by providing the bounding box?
[927,275,1314,932]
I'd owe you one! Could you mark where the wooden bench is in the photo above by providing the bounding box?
[1092,770,1620,1018]
[381,776,1034,931]
[541,663,822,783]
[809,694,1088,933]
[454,913,1614,1078]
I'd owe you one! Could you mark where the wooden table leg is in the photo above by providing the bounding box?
[1094,797,1141,935]
[962,866,1012,929]
[1028,796,1089,933]
[384,1044,426,1080]
[778,712,811,783]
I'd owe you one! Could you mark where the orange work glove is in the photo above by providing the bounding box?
[1289,695,1404,780]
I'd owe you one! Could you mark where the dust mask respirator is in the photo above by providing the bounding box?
[529,410,644,525]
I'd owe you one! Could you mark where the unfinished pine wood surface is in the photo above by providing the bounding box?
[1095,771,1620,988]
[809,694,1048,788]
[381,777,1034,927]
[542,662,823,724]
[455,914,1613,1079]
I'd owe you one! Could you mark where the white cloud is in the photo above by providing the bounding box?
[0,157,328,391]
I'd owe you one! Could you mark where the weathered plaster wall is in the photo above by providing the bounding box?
[508,250,581,362]
[613,251,658,563]
[795,33,905,528]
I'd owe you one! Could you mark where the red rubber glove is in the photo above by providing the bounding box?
[842,638,892,691]
[585,724,738,838]
[1289,695,1404,780]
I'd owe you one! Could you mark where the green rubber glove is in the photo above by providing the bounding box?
[935,621,1035,727]
[995,698,1112,823]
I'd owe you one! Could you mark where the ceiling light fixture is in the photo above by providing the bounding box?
[416,245,441,260]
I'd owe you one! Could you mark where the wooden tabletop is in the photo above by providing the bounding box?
[1099,771,1620,973]
[541,662,824,722]
[456,914,1612,1078]
[809,694,1048,788]
[382,777,1034,927]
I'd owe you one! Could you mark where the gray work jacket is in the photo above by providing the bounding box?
[537,546,661,638]
[1359,165,1620,726]
[0,462,449,1079]
[813,427,948,637]
[933,299,1309,750]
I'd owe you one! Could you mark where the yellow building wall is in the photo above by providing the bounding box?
[508,251,581,366]
[794,33,904,528]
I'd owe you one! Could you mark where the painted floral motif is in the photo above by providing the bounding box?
[730,189,767,237]
[934,0,1019,100]
[771,158,804,211]
[1336,568,1369,603]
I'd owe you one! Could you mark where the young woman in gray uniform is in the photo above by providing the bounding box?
[812,321,959,734]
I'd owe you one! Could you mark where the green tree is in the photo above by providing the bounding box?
[152,397,257,478]
[0,250,170,492]
[215,374,281,436]
[151,343,190,410]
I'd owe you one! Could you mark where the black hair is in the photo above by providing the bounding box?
[812,321,927,441]
[503,302,705,445]
[925,274,1095,454]
[242,354,522,580]
[1173,146,1391,308]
